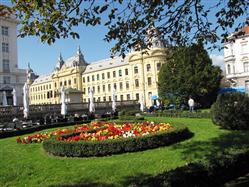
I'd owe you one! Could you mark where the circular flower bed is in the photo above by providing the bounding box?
[41,121,193,157]
[16,121,173,144]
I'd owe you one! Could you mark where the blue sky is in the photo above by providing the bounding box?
[3,0,247,74]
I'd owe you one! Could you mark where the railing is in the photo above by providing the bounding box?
[0,100,139,122]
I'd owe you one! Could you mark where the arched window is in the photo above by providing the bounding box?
[227,64,231,74]
[244,62,249,72]
[146,64,151,71]
[134,66,138,74]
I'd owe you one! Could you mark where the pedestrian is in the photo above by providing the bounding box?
[188,97,194,112]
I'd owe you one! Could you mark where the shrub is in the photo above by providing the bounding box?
[144,111,211,118]
[118,115,145,121]
[43,127,193,157]
[211,93,249,130]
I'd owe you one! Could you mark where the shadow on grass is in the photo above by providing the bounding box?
[171,130,249,161]
[49,131,249,187]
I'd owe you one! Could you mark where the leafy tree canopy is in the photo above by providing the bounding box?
[158,43,222,107]
[1,0,248,56]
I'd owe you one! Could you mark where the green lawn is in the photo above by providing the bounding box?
[1,117,249,187]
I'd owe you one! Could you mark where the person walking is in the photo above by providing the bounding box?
[188,97,194,112]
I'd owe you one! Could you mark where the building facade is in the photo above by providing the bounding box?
[0,16,26,105]
[29,45,167,107]
[224,25,249,94]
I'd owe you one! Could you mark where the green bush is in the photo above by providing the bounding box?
[43,127,193,157]
[118,109,141,116]
[135,148,249,187]
[211,93,249,130]
[118,115,145,121]
[144,110,211,118]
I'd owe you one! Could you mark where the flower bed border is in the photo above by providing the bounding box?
[43,126,193,157]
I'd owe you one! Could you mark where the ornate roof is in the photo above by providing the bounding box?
[60,46,88,69]
[84,56,128,74]
[32,75,52,85]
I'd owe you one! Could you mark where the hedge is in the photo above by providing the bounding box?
[0,120,91,139]
[144,111,211,119]
[43,127,193,157]
[134,148,249,187]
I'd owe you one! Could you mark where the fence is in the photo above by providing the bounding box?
[0,100,139,122]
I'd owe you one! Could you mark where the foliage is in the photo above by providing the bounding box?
[2,1,248,55]
[145,110,211,119]
[43,126,192,157]
[158,43,222,107]
[136,148,249,187]
[118,115,145,121]
[211,93,249,130]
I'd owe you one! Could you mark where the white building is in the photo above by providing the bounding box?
[224,25,249,94]
[0,15,26,105]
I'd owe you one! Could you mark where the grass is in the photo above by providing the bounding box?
[1,117,249,187]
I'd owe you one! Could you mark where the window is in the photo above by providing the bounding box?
[68,80,71,85]
[134,66,138,74]
[244,62,249,72]
[114,83,117,89]
[227,64,231,74]
[97,74,100,80]
[146,64,151,71]
[103,96,106,102]
[98,97,101,102]
[120,95,123,101]
[88,87,90,93]
[97,86,100,93]
[93,86,95,92]
[135,79,139,87]
[83,77,85,83]
[109,96,112,101]
[113,71,116,77]
[3,59,9,72]
[157,63,161,71]
[102,73,105,79]
[46,85,48,90]
[60,82,62,86]
[55,83,57,88]
[245,81,249,95]
[119,82,123,90]
[87,76,90,82]
[125,68,129,75]
[148,77,152,86]
[126,81,129,89]
[1,26,8,36]
[127,94,130,100]
[107,72,110,78]
[49,84,51,89]
[3,76,10,84]
[241,44,247,54]
[2,43,9,53]
[103,85,105,92]
[108,84,111,91]
[119,70,122,76]
[83,88,86,94]
[74,78,77,84]
[136,93,139,100]
[64,81,67,86]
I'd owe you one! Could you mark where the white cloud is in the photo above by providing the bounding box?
[210,54,224,71]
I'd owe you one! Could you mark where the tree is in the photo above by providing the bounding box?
[158,43,222,107]
[1,0,248,56]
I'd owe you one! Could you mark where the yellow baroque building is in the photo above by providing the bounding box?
[29,46,167,107]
